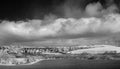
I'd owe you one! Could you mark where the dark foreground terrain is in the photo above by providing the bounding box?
[0,59,120,69]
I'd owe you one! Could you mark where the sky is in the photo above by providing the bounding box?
[0,0,120,46]
[0,0,64,20]
[0,0,119,20]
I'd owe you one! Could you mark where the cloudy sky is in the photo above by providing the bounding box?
[0,0,120,46]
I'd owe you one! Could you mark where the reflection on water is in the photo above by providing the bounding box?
[0,59,120,69]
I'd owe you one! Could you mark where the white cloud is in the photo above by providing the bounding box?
[0,13,120,43]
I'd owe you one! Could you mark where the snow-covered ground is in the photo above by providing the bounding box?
[0,58,43,66]
[68,45,120,54]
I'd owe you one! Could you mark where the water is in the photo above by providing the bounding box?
[0,59,120,69]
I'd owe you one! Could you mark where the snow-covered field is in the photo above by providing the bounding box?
[68,45,120,54]
[0,58,43,66]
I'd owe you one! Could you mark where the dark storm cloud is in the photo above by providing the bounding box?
[0,0,118,20]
